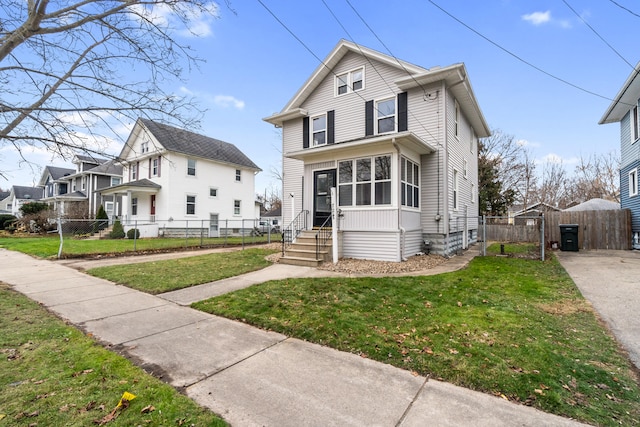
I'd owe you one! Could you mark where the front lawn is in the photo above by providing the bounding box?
[0,234,276,258]
[88,248,276,294]
[0,283,226,426]
[192,255,640,426]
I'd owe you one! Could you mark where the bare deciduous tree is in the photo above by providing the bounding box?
[535,159,568,208]
[565,151,620,204]
[0,0,218,173]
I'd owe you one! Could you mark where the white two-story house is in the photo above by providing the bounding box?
[264,40,490,260]
[100,118,261,237]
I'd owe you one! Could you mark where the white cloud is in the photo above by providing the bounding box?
[130,2,218,38]
[214,95,245,110]
[522,10,551,25]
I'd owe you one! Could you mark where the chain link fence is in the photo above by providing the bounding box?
[53,216,281,258]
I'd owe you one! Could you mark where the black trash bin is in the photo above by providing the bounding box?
[559,224,579,252]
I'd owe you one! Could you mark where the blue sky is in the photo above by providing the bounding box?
[2,0,638,197]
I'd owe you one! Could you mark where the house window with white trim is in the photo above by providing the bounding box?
[312,114,327,146]
[338,155,392,207]
[336,67,364,96]
[463,159,468,179]
[131,163,137,181]
[131,197,138,216]
[233,200,241,215]
[186,195,196,215]
[455,100,460,138]
[141,141,149,153]
[235,169,241,182]
[376,98,396,134]
[111,177,121,186]
[401,157,419,208]
[187,158,196,176]
[453,169,459,210]
[152,158,159,176]
[210,187,218,197]
[632,105,639,143]
[630,168,638,197]
[471,183,476,204]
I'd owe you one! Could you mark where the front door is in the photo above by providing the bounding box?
[313,169,336,227]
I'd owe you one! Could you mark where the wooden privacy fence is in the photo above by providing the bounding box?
[545,209,631,250]
[484,210,631,250]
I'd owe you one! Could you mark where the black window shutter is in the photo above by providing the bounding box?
[365,100,374,136]
[398,92,408,132]
[327,110,335,144]
[303,117,310,148]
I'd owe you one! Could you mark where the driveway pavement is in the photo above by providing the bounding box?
[556,249,640,369]
[1,248,589,426]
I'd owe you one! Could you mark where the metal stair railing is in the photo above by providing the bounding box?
[315,215,332,261]
[282,210,309,255]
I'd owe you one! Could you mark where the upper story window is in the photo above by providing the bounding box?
[455,100,460,138]
[632,105,639,143]
[336,67,365,96]
[187,158,196,176]
[210,187,218,197]
[312,115,327,145]
[111,177,121,186]
[152,158,159,176]
[141,141,149,153]
[131,162,138,181]
[376,98,396,134]
[235,169,241,182]
[630,168,638,197]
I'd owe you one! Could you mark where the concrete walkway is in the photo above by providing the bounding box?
[1,248,587,426]
[556,249,640,370]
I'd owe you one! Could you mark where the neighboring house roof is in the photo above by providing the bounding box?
[564,198,620,211]
[127,118,261,171]
[74,154,108,165]
[12,186,41,200]
[263,207,282,217]
[263,39,490,138]
[0,191,9,200]
[43,166,75,182]
[599,62,640,124]
[86,159,123,176]
[510,202,561,216]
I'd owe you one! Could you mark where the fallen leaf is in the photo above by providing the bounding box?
[457,301,462,307]
[448,348,459,355]
[534,389,544,395]
[141,405,155,414]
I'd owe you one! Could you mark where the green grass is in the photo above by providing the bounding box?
[0,234,277,258]
[0,283,227,426]
[192,255,640,426]
[88,248,276,294]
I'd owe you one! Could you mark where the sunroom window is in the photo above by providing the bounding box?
[339,155,392,206]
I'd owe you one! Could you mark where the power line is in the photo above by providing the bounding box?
[426,0,631,106]
[607,0,640,19]
[562,0,636,71]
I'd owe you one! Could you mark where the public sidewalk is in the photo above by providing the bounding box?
[0,248,587,426]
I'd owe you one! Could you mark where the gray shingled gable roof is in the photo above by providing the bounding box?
[75,154,108,164]
[13,186,41,200]
[86,159,123,175]
[45,166,75,181]
[140,118,261,171]
[564,198,620,211]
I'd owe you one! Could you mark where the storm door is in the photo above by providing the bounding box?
[313,169,336,227]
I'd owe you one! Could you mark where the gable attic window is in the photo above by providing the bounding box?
[235,169,241,182]
[187,158,196,176]
[141,141,149,153]
[336,67,364,96]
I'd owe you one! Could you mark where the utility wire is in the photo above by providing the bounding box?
[562,0,636,71]
[427,0,632,106]
[607,0,640,19]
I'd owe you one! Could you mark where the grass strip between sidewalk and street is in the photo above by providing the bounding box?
[0,283,226,426]
[192,254,640,426]
[87,248,276,294]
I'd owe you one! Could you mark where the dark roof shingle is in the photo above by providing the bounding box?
[140,118,260,171]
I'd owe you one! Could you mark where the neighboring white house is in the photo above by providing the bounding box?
[264,40,490,260]
[100,118,261,237]
[6,186,42,217]
[37,156,123,218]
[0,190,10,214]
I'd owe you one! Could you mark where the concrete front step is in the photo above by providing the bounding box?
[279,256,323,267]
